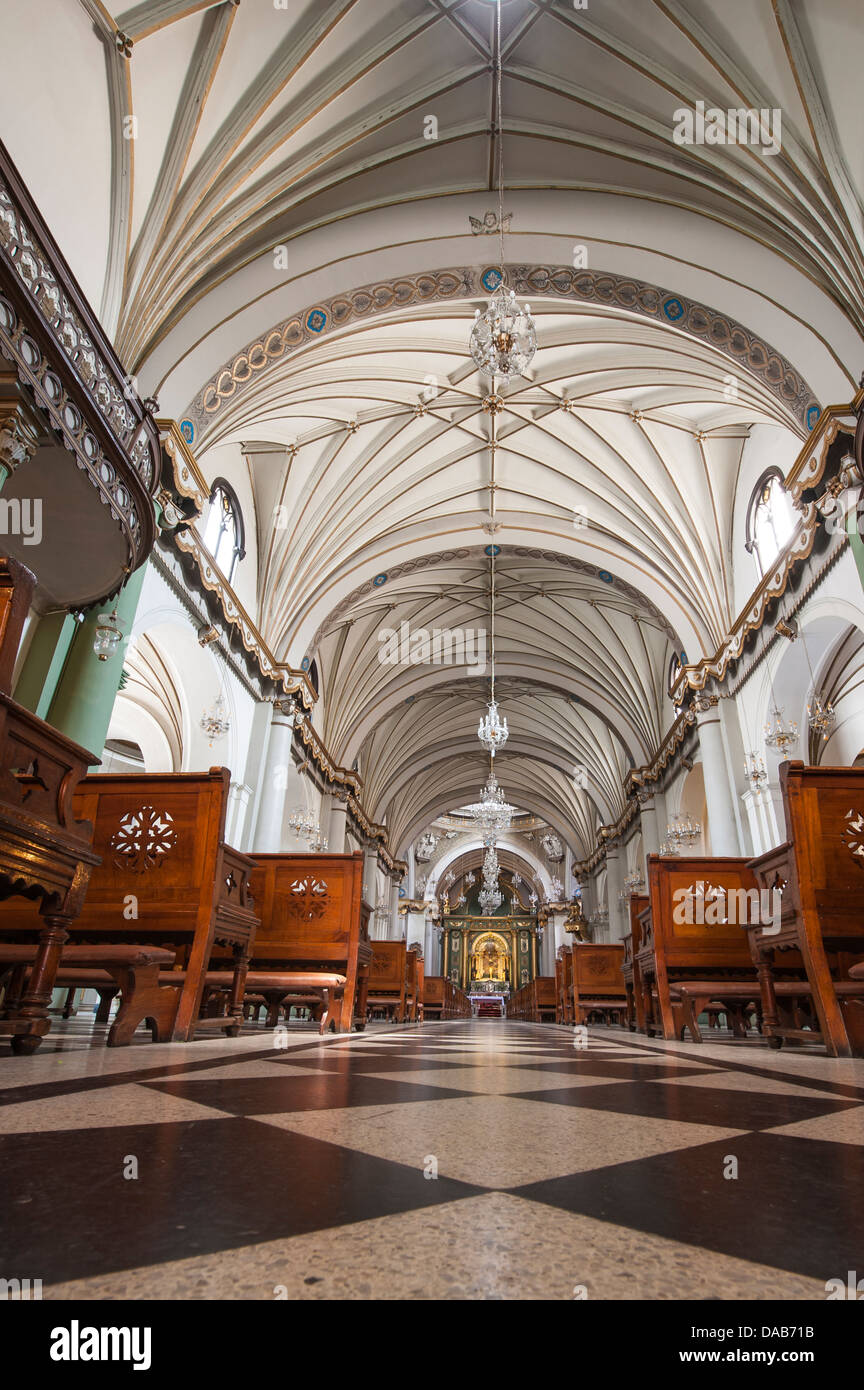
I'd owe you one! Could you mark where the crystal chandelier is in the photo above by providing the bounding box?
[807,692,836,741]
[468,2,536,385]
[764,705,798,754]
[478,698,508,756]
[548,875,564,901]
[744,751,768,789]
[470,286,536,384]
[669,813,701,847]
[287,807,315,839]
[466,772,515,837]
[200,692,230,745]
[287,808,327,851]
[479,883,503,914]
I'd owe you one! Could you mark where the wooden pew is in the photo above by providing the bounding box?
[366,940,420,1022]
[249,851,371,1033]
[412,948,424,1022]
[507,976,556,1022]
[423,975,446,1019]
[638,854,807,1042]
[424,976,470,1018]
[555,945,574,1025]
[623,895,648,1031]
[747,762,864,1057]
[48,769,260,1041]
[571,943,627,1025]
[0,556,101,1054]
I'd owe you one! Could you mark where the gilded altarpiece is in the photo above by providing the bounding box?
[442,917,539,994]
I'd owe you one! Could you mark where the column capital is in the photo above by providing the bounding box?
[693,692,719,717]
[0,376,41,483]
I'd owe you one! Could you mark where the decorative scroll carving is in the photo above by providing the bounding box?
[109,806,178,872]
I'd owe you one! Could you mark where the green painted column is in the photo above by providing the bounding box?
[13,610,78,719]
[46,563,148,757]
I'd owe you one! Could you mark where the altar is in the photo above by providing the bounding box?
[441,917,540,993]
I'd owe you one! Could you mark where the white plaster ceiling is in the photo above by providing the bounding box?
[4,0,863,859]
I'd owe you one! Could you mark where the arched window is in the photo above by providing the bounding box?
[746,470,797,576]
[202,479,245,582]
[668,650,686,715]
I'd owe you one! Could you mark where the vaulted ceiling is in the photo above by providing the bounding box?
[4,0,862,860]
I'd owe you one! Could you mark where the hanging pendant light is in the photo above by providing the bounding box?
[93,606,124,661]
[470,286,536,384]
[478,542,508,756]
[764,704,798,755]
[806,691,836,741]
[467,770,514,837]
[468,1,536,384]
[200,692,231,746]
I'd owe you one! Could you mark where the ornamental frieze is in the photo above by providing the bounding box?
[187,264,819,440]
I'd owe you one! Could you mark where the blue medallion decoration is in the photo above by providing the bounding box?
[300,656,310,671]
[484,544,501,556]
[481,267,503,293]
[806,405,820,430]
[373,572,388,586]
[662,297,685,322]
[306,308,327,333]
[180,419,195,444]
[598,570,614,584]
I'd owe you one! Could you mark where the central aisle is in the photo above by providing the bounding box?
[2,1021,862,1299]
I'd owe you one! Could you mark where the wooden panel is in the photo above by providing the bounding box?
[249,851,369,1033]
[748,761,864,1057]
[572,944,626,997]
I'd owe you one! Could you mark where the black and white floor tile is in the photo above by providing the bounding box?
[1,1019,862,1300]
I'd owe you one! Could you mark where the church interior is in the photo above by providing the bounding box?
[1,0,864,1316]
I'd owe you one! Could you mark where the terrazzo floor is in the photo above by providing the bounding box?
[1,1018,862,1300]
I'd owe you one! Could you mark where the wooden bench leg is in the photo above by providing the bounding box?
[94,987,118,1024]
[102,966,180,1046]
[225,945,250,1038]
[10,916,69,1054]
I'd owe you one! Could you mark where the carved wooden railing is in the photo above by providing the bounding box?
[0,139,161,593]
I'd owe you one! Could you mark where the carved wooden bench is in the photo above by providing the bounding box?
[249,852,371,1032]
[0,943,176,1045]
[747,763,864,1056]
[571,944,626,1025]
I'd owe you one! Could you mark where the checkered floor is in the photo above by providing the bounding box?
[2,1019,862,1299]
